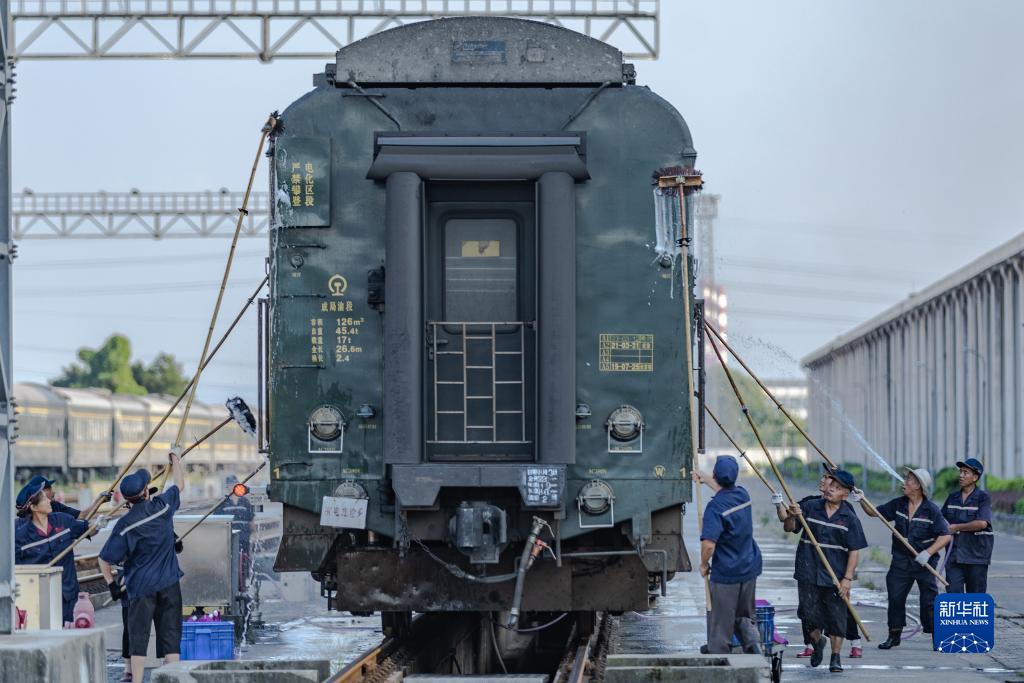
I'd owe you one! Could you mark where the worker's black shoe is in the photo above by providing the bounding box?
[810,635,827,667]
[878,629,902,650]
[829,653,843,673]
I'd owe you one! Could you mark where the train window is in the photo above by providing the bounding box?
[443,218,517,322]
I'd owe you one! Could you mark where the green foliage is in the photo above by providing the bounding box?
[1015,498,1024,516]
[934,467,961,501]
[131,353,187,396]
[987,475,1024,492]
[708,367,806,449]
[51,335,187,396]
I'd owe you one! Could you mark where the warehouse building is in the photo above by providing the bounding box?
[803,234,1024,478]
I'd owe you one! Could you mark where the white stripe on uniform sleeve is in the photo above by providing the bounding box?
[119,504,171,536]
[722,500,752,517]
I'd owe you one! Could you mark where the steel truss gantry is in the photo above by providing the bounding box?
[0,0,14,636]
[11,0,660,61]
[14,190,271,238]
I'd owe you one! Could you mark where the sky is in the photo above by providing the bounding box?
[9,0,1024,402]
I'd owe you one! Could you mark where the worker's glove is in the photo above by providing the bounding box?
[914,550,931,566]
[107,582,122,602]
[849,488,863,503]
[771,492,784,505]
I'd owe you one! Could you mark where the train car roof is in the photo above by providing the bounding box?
[331,16,626,86]
[109,393,150,412]
[14,382,67,408]
[52,386,115,411]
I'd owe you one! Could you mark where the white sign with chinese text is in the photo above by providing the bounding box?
[320,496,368,529]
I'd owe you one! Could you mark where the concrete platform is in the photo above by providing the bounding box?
[152,659,331,682]
[0,629,106,683]
[606,654,769,683]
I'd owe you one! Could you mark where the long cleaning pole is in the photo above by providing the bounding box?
[703,321,948,588]
[81,275,268,521]
[178,461,267,542]
[49,419,231,567]
[673,184,711,612]
[704,404,777,496]
[706,330,870,640]
[172,115,277,452]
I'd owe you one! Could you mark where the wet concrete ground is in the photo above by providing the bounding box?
[616,478,1023,681]
[97,477,1024,681]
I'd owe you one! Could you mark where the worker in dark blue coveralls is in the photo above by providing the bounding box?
[941,458,993,593]
[24,475,82,518]
[99,449,185,683]
[694,455,763,655]
[14,478,90,626]
[776,464,864,660]
[858,467,951,650]
[781,468,866,673]
[215,474,257,589]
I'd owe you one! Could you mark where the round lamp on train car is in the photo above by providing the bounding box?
[232,483,249,497]
[606,405,644,441]
[309,404,344,441]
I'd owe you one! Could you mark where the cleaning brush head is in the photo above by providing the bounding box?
[226,397,257,437]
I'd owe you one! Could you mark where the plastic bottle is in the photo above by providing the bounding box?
[73,592,95,629]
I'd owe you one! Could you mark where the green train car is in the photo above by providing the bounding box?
[265,16,698,618]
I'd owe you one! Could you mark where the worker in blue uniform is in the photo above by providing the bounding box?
[776,464,864,660]
[694,455,763,655]
[781,468,866,673]
[858,467,951,650]
[14,478,90,626]
[215,474,257,589]
[940,458,993,593]
[23,475,82,518]
[99,449,185,683]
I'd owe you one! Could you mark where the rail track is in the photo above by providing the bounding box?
[327,612,611,683]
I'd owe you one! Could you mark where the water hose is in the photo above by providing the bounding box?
[507,517,546,629]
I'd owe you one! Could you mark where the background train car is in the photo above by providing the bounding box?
[53,387,114,475]
[136,393,181,469]
[12,382,69,475]
[111,393,151,470]
[185,398,218,471]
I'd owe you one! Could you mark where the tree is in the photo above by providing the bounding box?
[706,366,804,450]
[51,334,188,395]
[132,353,188,396]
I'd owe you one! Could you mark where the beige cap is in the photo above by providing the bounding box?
[904,467,933,498]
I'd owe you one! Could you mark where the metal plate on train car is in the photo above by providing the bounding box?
[320,495,368,529]
[275,136,331,227]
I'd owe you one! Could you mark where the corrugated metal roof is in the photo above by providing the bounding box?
[802,232,1024,367]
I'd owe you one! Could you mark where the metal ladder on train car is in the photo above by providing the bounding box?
[428,322,528,445]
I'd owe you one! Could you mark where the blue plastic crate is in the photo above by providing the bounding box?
[755,604,775,653]
[180,621,235,661]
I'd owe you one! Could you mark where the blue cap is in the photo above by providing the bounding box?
[821,463,836,474]
[827,468,856,491]
[15,479,46,510]
[713,455,739,487]
[956,458,984,476]
[27,475,55,490]
[120,469,151,499]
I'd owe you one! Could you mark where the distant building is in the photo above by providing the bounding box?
[804,233,1024,478]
